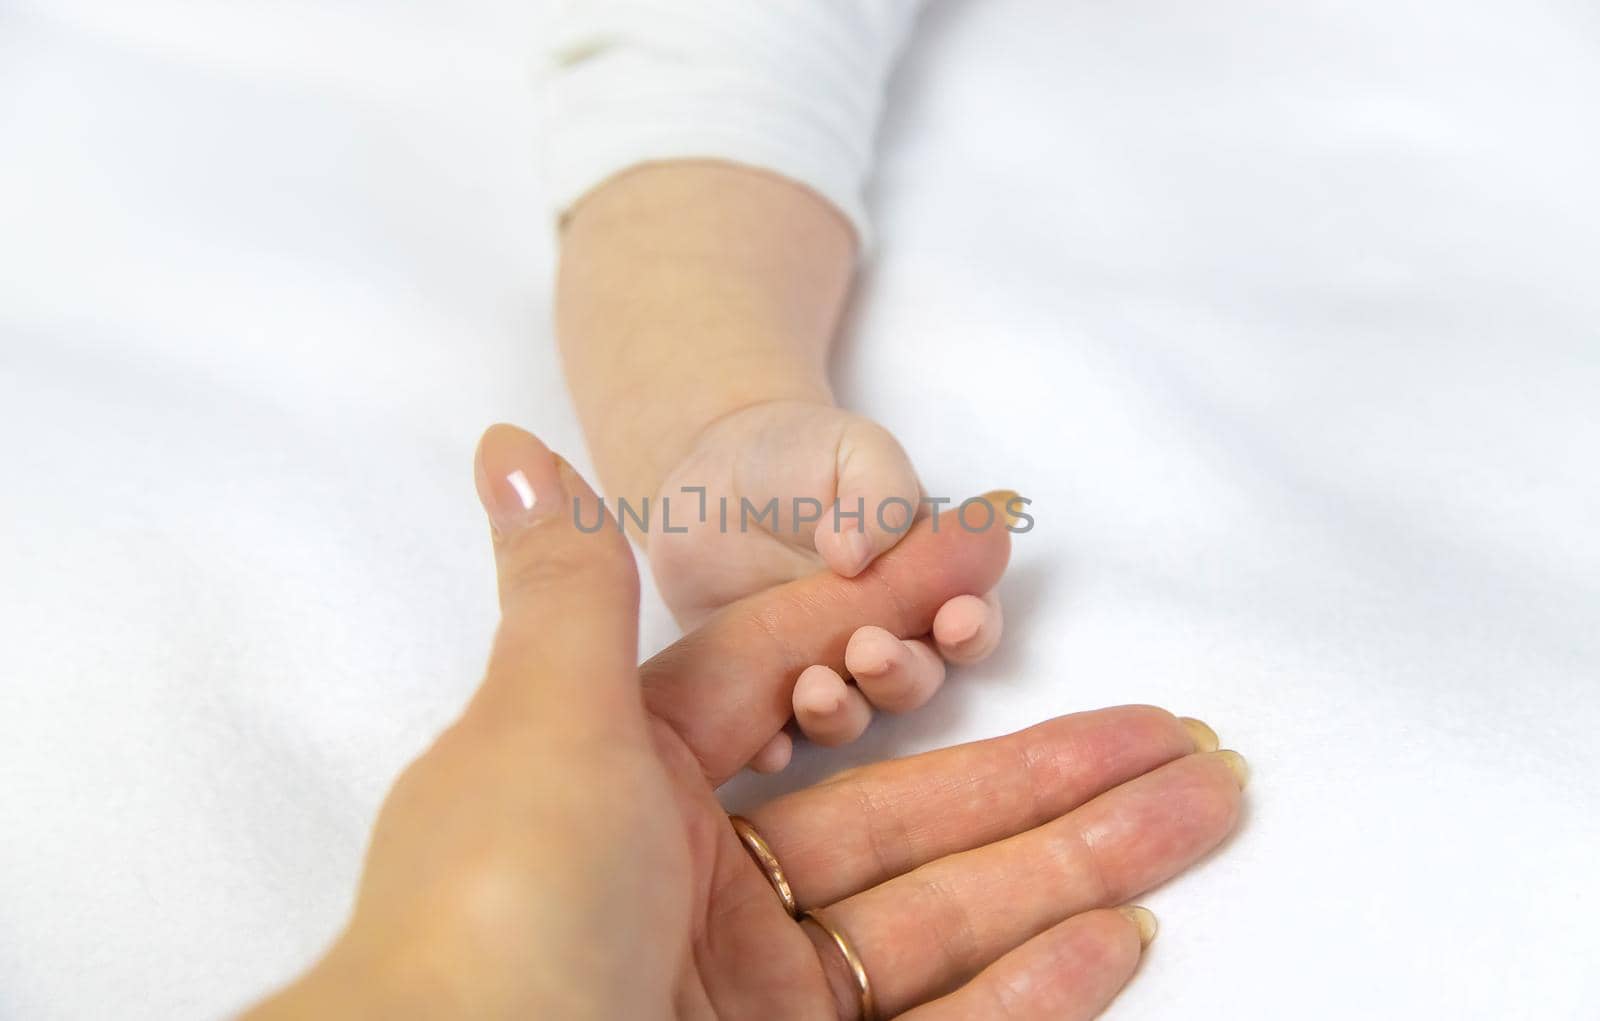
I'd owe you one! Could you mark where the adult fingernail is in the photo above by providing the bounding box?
[474,424,564,536]
[981,489,1024,528]
[1179,716,1220,753]
[1217,749,1250,788]
[1118,905,1159,947]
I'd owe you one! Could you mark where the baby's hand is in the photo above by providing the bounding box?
[646,399,1010,770]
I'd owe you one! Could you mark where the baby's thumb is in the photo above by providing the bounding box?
[470,424,642,730]
[814,418,923,578]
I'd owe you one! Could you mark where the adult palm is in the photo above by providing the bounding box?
[249,426,1244,1021]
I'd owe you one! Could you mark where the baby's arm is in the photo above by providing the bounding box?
[557,161,847,522]
[542,2,1001,767]
[556,163,1006,768]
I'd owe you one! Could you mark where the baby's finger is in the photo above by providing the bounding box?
[643,494,1011,785]
[813,418,922,578]
[793,665,873,746]
[845,626,947,714]
[747,731,794,774]
[932,591,1004,665]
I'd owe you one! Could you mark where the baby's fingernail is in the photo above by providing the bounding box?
[795,666,847,716]
[842,529,874,575]
[474,424,564,536]
[846,628,901,679]
[852,655,892,678]
[1216,749,1250,788]
[811,690,845,716]
[1179,717,1220,753]
[941,615,982,645]
[1118,905,1159,947]
[748,732,793,774]
[981,489,1025,528]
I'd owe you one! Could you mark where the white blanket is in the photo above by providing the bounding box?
[2,1,1596,1017]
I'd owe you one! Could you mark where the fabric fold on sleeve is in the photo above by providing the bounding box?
[536,0,926,247]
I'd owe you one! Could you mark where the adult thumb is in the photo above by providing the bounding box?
[470,424,642,731]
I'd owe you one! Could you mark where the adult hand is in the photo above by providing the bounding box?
[247,425,1246,1020]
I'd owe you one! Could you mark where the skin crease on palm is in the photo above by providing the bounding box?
[555,162,1008,770]
[245,425,1248,1020]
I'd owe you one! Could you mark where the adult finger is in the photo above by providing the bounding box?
[748,706,1216,908]
[814,751,1246,1017]
[468,424,642,736]
[894,908,1154,1021]
[642,493,1013,784]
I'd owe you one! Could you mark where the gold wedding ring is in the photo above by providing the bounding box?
[801,908,877,1021]
[729,815,799,917]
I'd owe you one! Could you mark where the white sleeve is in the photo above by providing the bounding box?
[536,0,927,245]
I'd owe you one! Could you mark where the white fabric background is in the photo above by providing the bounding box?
[3,1,1597,1018]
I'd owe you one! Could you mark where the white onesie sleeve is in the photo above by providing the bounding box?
[537,0,927,244]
